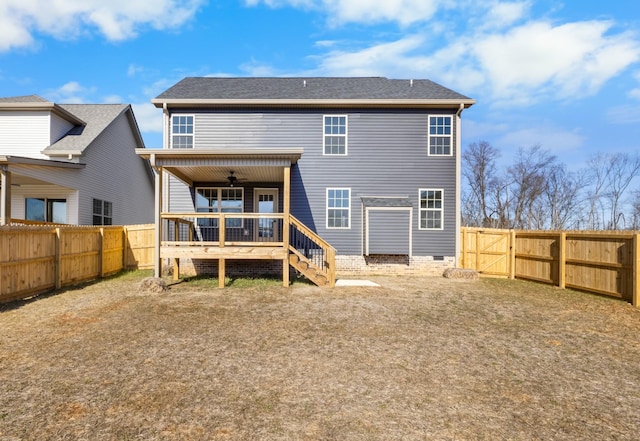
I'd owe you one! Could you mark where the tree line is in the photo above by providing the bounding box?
[462,141,640,230]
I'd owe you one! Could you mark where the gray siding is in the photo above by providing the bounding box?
[76,112,154,225]
[171,108,459,256]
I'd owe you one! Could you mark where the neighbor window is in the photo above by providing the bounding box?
[419,189,443,230]
[26,198,67,224]
[323,115,347,155]
[171,115,194,148]
[428,116,452,156]
[326,188,350,228]
[196,187,244,227]
[93,199,113,225]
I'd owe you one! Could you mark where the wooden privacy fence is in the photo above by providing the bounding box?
[0,224,154,303]
[460,227,640,307]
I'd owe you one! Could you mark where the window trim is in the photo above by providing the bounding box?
[171,114,195,149]
[323,114,348,156]
[326,187,351,229]
[418,188,444,230]
[427,115,453,156]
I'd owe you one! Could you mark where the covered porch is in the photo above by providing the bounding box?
[135,148,335,287]
[1,156,84,225]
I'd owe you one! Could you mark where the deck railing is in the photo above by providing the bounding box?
[162,213,284,245]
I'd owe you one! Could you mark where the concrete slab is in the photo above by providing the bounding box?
[335,279,380,287]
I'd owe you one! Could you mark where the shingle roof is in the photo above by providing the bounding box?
[155,77,473,101]
[44,104,130,153]
[0,94,50,103]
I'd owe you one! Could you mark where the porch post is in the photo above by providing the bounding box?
[0,166,11,226]
[154,165,163,278]
[282,166,291,287]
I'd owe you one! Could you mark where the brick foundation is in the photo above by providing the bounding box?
[168,255,455,278]
[336,255,455,276]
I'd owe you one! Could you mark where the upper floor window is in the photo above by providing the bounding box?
[323,115,347,155]
[326,188,350,229]
[172,115,194,149]
[93,198,113,225]
[428,116,452,156]
[419,189,443,230]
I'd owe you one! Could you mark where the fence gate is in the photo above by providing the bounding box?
[460,228,512,277]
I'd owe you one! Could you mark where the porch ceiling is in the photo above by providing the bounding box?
[136,148,303,186]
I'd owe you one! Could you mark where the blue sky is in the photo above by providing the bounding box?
[1,0,640,169]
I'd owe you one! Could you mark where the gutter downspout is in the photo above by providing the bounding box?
[455,103,464,268]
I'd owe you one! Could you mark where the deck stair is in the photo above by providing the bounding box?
[288,215,336,287]
[289,248,330,286]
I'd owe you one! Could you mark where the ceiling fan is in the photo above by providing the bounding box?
[226,171,247,187]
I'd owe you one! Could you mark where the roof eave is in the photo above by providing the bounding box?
[0,101,86,125]
[152,98,476,109]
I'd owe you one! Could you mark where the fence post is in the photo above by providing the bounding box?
[510,230,516,279]
[460,227,466,268]
[99,227,105,278]
[559,232,566,289]
[55,228,61,290]
[633,233,639,308]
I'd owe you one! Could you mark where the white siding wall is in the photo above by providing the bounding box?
[50,113,74,144]
[0,111,51,159]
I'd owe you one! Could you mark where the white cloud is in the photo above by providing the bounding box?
[309,18,640,106]
[131,102,163,137]
[46,81,96,103]
[472,20,640,104]
[0,0,205,52]
[103,94,123,104]
[480,1,531,29]
[496,126,585,153]
[128,64,144,77]
[246,0,441,26]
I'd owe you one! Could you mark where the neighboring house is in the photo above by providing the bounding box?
[0,95,154,226]
[138,77,474,286]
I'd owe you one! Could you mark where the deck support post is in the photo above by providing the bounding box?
[0,166,11,225]
[153,164,163,278]
[282,166,291,287]
[219,258,226,288]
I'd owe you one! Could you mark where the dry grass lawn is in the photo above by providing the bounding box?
[1,271,639,440]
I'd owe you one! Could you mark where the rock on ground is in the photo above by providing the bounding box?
[443,268,480,280]
[138,277,169,293]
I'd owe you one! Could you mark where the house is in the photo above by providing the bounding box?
[0,95,154,226]
[137,77,474,286]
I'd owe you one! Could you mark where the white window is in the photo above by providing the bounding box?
[92,199,112,225]
[428,115,452,156]
[419,189,443,230]
[171,115,194,149]
[196,187,243,227]
[323,115,347,155]
[326,188,350,229]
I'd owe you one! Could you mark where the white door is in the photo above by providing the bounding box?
[254,189,279,241]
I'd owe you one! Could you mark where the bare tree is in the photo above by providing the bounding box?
[544,164,585,230]
[462,141,501,227]
[585,152,616,230]
[507,145,557,229]
[603,152,640,229]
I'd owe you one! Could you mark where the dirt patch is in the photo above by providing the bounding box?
[1,272,639,440]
